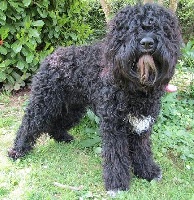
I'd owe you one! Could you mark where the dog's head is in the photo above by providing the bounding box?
[105,4,182,91]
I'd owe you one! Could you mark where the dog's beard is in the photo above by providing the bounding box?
[114,50,160,88]
[137,55,158,86]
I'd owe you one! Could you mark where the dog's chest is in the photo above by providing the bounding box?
[127,113,154,135]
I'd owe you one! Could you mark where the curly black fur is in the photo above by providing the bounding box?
[8,4,181,192]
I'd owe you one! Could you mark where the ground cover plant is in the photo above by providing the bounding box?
[0,52,193,199]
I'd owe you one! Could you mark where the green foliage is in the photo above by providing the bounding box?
[181,40,194,68]
[108,0,136,14]
[86,0,137,40]
[153,93,194,161]
[177,40,194,98]
[86,109,100,125]
[80,110,101,151]
[86,0,106,40]
[0,0,92,90]
[177,0,194,41]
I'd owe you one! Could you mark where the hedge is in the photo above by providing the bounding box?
[0,0,92,90]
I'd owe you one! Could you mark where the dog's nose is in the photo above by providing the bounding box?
[140,37,154,50]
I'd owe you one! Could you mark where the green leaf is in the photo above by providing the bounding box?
[25,40,36,50]
[32,20,44,27]
[0,1,7,11]
[0,10,6,21]
[0,71,6,81]
[26,54,34,63]
[21,73,31,80]
[37,8,48,18]
[0,62,6,68]
[17,60,25,70]
[21,47,29,56]
[0,19,5,26]
[85,128,98,134]
[12,71,21,81]
[14,83,21,91]
[80,136,101,148]
[29,29,40,38]
[24,16,32,29]
[11,41,22,53]
[1,59,11,67]
[23,0,31,7]
[94,147,102,154]
[9,2,24,13]
[0,46,7,55]
[70,33,77,41]
[0,26,10,39]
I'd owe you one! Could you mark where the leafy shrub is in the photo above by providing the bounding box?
[86,0,137,40]
[181,40,194,68]
[108,0,136,14]
[0,0,92,90]
[175,40,194,98]
[177,0,194,41]
[87,0,106,40]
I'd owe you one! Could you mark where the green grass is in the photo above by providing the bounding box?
[0,68,194,200]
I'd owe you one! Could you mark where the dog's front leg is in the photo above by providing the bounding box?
[100,119,130,193]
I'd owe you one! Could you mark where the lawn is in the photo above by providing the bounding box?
[0,65,193,200]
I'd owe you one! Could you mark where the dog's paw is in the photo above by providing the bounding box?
[152,171,162,181]
[61,134,74,143]
[54,132,74,143]
[8,148,25,160]
[107,190,121,198]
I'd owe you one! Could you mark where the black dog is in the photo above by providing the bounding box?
[8,3,181,194]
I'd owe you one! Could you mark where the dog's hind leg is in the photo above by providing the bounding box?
[8,71,67,160]
[8,100,57,160]
[8,95,66,160]
[128,133,162,181]
[49,105,86,142]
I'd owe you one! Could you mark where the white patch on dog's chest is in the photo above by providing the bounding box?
[127,113,154,135]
